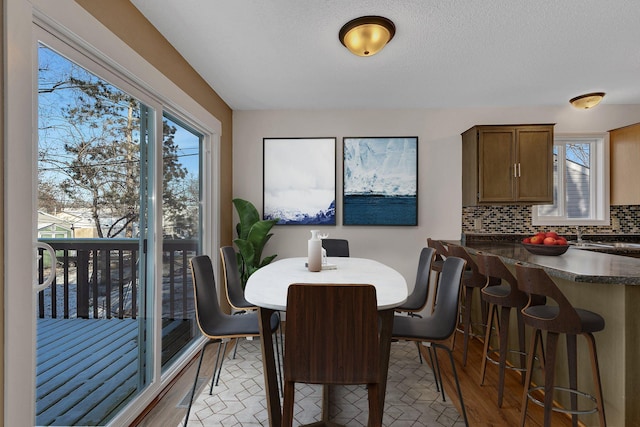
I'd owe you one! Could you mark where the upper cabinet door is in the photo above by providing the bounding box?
[610,122,640,205]
[478,127,516,203]
[516,126,554,202]
[462,124,554,206]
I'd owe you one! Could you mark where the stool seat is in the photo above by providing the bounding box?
[524,306,605,334]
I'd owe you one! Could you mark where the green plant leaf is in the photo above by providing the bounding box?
[233,198,260,240]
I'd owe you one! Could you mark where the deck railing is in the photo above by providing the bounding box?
[37,238,198,320]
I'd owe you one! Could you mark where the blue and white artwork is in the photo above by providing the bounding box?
[343,137,418,226]
[263,138,336,225]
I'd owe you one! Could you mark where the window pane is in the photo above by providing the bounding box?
[565,143,591,218]
[37,43,147,426]
[160,114,202,370]
[537,146,560,216]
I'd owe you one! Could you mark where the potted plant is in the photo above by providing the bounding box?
[232,198,279,288]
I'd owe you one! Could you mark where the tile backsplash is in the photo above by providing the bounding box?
[462,205,640,235]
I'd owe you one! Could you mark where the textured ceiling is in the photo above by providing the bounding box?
[131,0,640,111]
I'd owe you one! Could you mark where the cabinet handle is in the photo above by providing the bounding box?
[514,164,517,178]
[518,163,521,177]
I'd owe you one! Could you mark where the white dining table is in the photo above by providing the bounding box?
[245,256,408,427]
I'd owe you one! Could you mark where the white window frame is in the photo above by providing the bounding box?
[532,133,609,226]
[5,1,221,425]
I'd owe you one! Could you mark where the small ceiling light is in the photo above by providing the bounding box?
[339,16,396,57]
[570,92,606,109]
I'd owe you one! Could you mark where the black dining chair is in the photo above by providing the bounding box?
[321,238,350,257]
[392,256,470,427]
[395,247,436,365]
[183,255,280,427]
[219,246,284,392]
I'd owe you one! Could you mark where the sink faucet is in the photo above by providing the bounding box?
[576,226,583,243]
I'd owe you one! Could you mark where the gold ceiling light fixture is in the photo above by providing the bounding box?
[339,16,396,57]
[570,92,606,109]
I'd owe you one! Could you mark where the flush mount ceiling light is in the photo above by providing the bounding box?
[339,16,396,57]
[570,92,606,109]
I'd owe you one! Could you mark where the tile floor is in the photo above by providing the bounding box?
[181,339,465,426]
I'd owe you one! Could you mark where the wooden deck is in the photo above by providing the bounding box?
[36,318,194,426]
[36,318,139,426]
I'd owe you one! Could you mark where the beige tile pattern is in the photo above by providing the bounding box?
[182,339,464,426]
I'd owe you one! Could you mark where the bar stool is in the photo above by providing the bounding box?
[515,263,606,427]
[447,244,499,366]
[475,252,531,407]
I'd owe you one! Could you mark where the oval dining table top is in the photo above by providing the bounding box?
[245,256,408,311]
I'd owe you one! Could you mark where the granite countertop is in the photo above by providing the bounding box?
[447,239,640,285]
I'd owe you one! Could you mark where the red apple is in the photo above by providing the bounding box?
[543,237,557,245]
[530,235,544,244]
[556,237,567,245]
[545,231,559,239]
[522,237,532,244]
[535,232,546,239]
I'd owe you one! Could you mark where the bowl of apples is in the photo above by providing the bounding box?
[522,231,569,256]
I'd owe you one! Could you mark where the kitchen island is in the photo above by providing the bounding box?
[448,239,640,426]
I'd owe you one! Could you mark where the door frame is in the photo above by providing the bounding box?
[5,1,221,424]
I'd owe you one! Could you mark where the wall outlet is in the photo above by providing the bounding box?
[611,217,620,231]
[474,218,482,230]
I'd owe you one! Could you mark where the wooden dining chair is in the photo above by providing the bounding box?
[282,283,382,427]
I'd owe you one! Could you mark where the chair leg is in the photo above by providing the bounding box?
[432,346,446,402]
[282,380,295,427]
[517,309,527,385]
[184,340,217,427]
[209,341,224,395]
[462,286,474,366]
[367,383,382,427]
[420,343,441,393]
[520,328,540,427]
[439,344,469,426]
[544,332,559,427]
[496,305,511,408]
[566,334,578,427]
[585,332,606,427]
[479,302,496,386]
[232,337,239,359]
[274,326,284,397]
[210,341,228,393]
[415,341,424,364]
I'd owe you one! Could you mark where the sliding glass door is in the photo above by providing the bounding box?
[35,38,205,425]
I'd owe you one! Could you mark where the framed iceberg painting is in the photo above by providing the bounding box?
[263,137,336,225]
[343,137,418,226]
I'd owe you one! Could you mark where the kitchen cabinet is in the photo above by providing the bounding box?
[462,124,554,206]
[610,122,640,205]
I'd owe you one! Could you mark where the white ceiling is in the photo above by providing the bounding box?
[131,0,640,111]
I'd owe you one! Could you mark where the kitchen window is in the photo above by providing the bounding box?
[532,134,609,226]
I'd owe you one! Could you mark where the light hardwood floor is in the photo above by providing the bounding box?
[132,331,581,427]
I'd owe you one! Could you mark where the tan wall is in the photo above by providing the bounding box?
[1,0,5,420]
[74,0,234,247]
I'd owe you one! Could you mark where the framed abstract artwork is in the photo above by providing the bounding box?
[343,137,418,226]
[263,137,336,225]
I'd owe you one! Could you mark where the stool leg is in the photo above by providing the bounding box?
[517,308,527,385]
[520,328,540,427]
[585,332,606,427]
[566,334,578,427]
[544,332,559,427]
[479,302,496,386]
[462,285,474,366]
[497,305,511,407]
